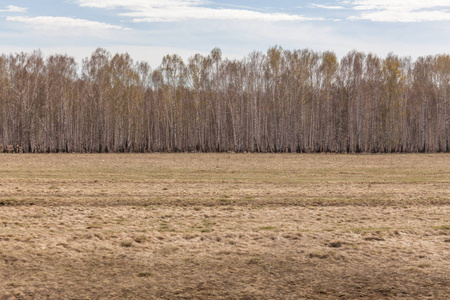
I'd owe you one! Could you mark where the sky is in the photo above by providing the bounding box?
[1,0,450,68]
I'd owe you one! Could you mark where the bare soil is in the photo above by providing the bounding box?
[1,154,449,299]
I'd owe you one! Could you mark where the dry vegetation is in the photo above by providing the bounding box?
[2,49,450,154]
[0,153,449,299]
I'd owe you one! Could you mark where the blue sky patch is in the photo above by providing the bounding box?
[1,0,450,67]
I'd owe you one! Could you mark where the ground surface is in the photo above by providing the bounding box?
[0,153,449,299]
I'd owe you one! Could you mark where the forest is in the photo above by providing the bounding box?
[0,47,449,153]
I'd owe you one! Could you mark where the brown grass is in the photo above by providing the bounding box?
[0,153,449,299]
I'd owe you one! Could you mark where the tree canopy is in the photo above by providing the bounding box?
[0,47,449,153]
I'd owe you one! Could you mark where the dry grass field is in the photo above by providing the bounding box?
[0,153,449,299]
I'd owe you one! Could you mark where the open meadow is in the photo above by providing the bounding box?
[0,153,449,299]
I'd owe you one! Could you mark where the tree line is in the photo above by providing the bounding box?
[0,47,449,153]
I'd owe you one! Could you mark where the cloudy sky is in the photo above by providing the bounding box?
[1,0,450,67]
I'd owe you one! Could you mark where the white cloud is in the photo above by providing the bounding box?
[348,0,450,22]
[310,4,346,10]
[350,0,450,11]
[77,0,323,22]
[0,5,27,13]
[350,10,450,22]
[6,16,128,30]
[124,8,321,22]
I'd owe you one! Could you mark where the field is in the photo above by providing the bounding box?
[0,153,449,299]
